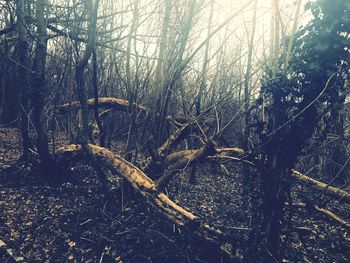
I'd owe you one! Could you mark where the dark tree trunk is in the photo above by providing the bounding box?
[15,0,32,159]
[75,63,90,145]
[92,49,105,147]
[31,0,54,179]
[75,0,99,145]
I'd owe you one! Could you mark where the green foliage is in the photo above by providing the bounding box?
[248,2,350,260]
[256,0,350,164]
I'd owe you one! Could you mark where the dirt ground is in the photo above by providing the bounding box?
[0,127,349,262]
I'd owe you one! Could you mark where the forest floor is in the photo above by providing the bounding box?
[0,127,349,262]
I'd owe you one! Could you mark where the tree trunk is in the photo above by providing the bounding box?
[92,49,105,147]
[32,0,52,175]
[56,143,235,261]
[75,0,99,145]
[15,0,31,159]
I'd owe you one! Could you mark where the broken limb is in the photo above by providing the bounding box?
[164,149,350,205]
[157,122,194,158]
[56,144,237,258]
[157,116,211,159]
[155,142,216,191]
[165,147,246,167]
[291,170,350,203]
[293,202,350,229]
[58,144,203,225]
[56,97,149,115]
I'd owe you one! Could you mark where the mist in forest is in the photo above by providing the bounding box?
[0,0,349,262]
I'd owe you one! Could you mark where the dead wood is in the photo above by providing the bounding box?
[293,202,350,229]
[314,205,350,228]
[155,142,216,191]
[157,122,194,158]
[0,239,24,262]
[57,144,194,225]
[291,170,350,203]
[56,143,236,258]
[56,97,149,115]
[164,149,350,205]
[165,147,246,167]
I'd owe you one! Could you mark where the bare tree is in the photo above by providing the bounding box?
[31,0,52,174]
[15,0,32,158]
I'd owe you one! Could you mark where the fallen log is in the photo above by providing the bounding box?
[57,144,195,225]
[291,170,350,203]
[56,144,236,258]
[57,98,195,125]
[56,97,149,115]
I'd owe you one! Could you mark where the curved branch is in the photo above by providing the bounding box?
[57,144,204,226]
[56,143,236,258]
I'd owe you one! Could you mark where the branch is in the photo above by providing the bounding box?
[293,202,350,229]
[292,170,350,203]
[56,97,149,115]
[155,142,216,191]
[56,144,236,258]
[0,24,15,35]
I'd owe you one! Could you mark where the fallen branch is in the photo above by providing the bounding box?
[157,109,214,158]
[56,97,149,115]
[56,144,236,258]
[156,142,216,191]
[157,122,194,158]
[57,144,195,225]
[293,202,350,229]
[164,150,350,205]
[314,205,350,228]
[291,170,350,203]
[0,239,24,262]
[165,147,246,167]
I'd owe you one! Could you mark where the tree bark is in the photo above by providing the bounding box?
[32,0,52,174]
[75,0,100,145]
[15,0,31,158]
[92,49,105,146]
[56,143,235,260]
